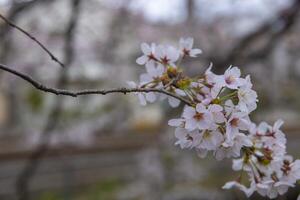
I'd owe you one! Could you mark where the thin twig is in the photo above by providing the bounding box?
[0,9,193,106]
[0,63,193,106]
[0,13,65,68]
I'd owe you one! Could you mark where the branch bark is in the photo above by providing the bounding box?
[0,12,65,68]
[0,63,192,106]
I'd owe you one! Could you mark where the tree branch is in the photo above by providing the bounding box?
[0,0,53,38]
[0,63,193,106]
[0,12,65,68]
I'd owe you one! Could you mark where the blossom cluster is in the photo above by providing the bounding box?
[129,37,300,199]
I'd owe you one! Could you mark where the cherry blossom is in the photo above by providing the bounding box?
[179,37,202,57]
[197,130,223,150]
[160,88,185,107]
[237,76,258,113]
[155,45,180,66]
[215,133,252,160]
[208,104,225,124]
[223,181,255,197]
[183,104,213,131]
[127,81,155,105]
[174,128,200,149]
[223,66,243,89]
[256,180,294,199]
[131,37,300,199]
[225,112,250,145]
[136,43,157,65]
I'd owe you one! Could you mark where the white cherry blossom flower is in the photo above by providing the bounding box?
[167,96,181,107]
[183,104,213,131]
[253,120,287,150]
[208,104,225,124]
[146,62,165,79]
[179,37,202,57]
[280,158,300,183]
[223,100,235,116]
[289,160,300,180]
[215,133,252,160]
[140,62,164,86]
[240,75,253,88]
[197,130,223,150]
[194,84,215,105]
[133,38,300,199]
[223,181,255,197]
[160,88,185,107]
[174,127,200,149]
[136,43,157,65]
[232,155,257,172]
[127,81,155,106]
[168,118,184,127]
[155,45,180,66]
[255,182,271,197]
[204,64,217,85]
[204,64,226,92]
[225,112,250,145]
[257,180,294,199]
[222,66,243,89]
[232,158,244,171]
[237,75,258,112]
[237,87,258,114]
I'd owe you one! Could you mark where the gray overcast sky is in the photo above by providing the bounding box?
[105,0,292,23]
[0,0,292,23]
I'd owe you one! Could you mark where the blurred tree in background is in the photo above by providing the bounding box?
[0,0,300,199]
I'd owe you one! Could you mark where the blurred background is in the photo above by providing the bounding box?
[0,0,300,199]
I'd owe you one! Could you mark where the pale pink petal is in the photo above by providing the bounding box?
[145,92,156,103]
[274,119,284,131]
[168,96,180,107]
[175,89,186,96]
[145,62,156,74]
[196,103,206,113]
[168,119,184,127]
[138,93,146,106]
[141,43,151,54]
[136,55,147,65]
[140,73,152,84]
[190,48,202,57]
[185,119,197,131]
[127,81,137,88]
[183,107,196,119]
[209,104,223,112]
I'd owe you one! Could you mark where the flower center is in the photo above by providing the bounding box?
[230,118,239,127]
[183,48,190,56]
[147,53,156,61]
[186,134,193,141]
[194,113,204,121]
[203,131,211,139]
[265,131,275,138]
[161,56,170,65]
[225,76,235,84]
